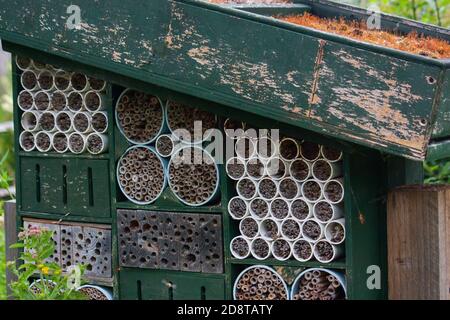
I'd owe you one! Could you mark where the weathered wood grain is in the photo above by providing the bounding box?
[388,185,450,300]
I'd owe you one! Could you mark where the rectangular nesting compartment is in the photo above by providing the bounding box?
[20,157,111,218]
[119,268,226,300]
[118,209,224,274]
[23,218,112,279]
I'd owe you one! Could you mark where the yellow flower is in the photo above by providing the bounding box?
[41,267,50,275]
[37,264,44,269]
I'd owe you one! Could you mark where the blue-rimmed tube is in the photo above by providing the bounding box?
[115,88,166,145]
[116,145,167,205]
[77,285,113,300]
[233,265,289,300]
[167,145,219,206]
[290,268,347,300]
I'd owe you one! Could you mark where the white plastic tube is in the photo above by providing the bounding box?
[86,132,108,155]
[259,218,281,241]
[289,159,311,182]
[227,196,249,220]
[301,218,325,243]
[249,237,272,260]
[91,111,109,134]
[313,240,344,263]
[271,238,293,261]
[88,77,107,92]
[235,136,256,160]
[236,177,257,200]
[230,236,251,259]
[226,157,247,180]
[35,131,54,152]
[19,131,35,152]
[256,136,277,159]
[301,179,324,203]
[84,90,105,112]
[257,178,278,200]
[21,111,41,132]
[223,118,245,140]
[245,157,265,180]
[20,69,39,91]
[289,198,313,221]
[37,70,55,91]
[55,111,74,133]
[311,159,342,182]
[320,145,343,162]
[269,198,290,221]
[70,72,90,92]
[68,132,87,154]
[54,70,72,91]
[279,137,300,161]
[249,197,270,220]
[18,90,34,111]
[67,91,85,112]
[292,239,314,262]
[300,141,321,162]
[323,178,344,204]
[313,200,343,223]
[15,56,33,71]
[73,111,93,134]
[324,218,346,245]
[155,134,175,158]
[239,217,260,240]
[38,111,57,132]
[50,90,68,111]
[278,177,300,200]
[265,156,288,180]
[33,91,52,111]
[52,132,69,153]
[280,218,302,241]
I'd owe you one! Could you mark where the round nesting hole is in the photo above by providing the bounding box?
[228,197,248,219]
[249,198,269,219]
[235,137,255,159]
[279,138,299,161]
[56,112,72,132]
[230,236,250,259]
[270,198,289,220]
[291,269,346,300]
[84,91,102,112]
[16,56,32,70]
[239,217,259,239]
[266,157,286,180]
[35,132,52,152]
[156,134,174,157]
[68,91,84,112]
[246,158,264,180]
[18,90,34,111]
[38,112,56,131]
[292,240,313,262]
[321,146,342,162]
[237,178,257,200]
[272,238,292,260]
[290,159,310,182]
[302,180,323,202]
[258,178,277,200]
[278,178,298,200]
[256,137,276,159]
[54,71,71,91]
[69,133,86,154]
[281,219,301,241]
[290,199,310,221]
[260,218,279,240]
[224,118,245,139]
[314,201,334,223]
[53,132,68,153]
[37,71,54,91]
[21,70,38,90]
[92,112,108,133]
[34,91,50,111]
[166,100,216,143]
[302,219,323,242]
[87,133,106,154]
[300,141,321,161]
[324,180,344,204]
[20,131,35,151]
[312,159,333,181]
[250,238,271,261]
[51,91,67,111]
[88,77,106,91]
[226,157,246,180]
[73,112,91,133]
[71,72,88,91]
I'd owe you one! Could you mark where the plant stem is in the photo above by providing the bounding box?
[433,0,442,26]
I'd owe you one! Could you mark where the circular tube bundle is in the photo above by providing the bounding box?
[166,100,216,143]
[291,268,346,300]
[117,146,166,204]
[156,134,175,158]
[115,89,164,144]
[77,285,113,300]
[168,146,219,206]
[233,266,289,300]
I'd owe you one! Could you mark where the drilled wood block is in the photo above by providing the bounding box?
[199,214,223,274]
[179,214,201,272]
[73,225,112,279]
[23,220,61,266]
[60,225,74,270]
[118,210,159,269]
[159,212,181,271]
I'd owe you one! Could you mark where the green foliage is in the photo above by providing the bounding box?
[0,227,5,300]
[7,227,87,300]
[424,160,450,184]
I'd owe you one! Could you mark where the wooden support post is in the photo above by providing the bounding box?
[4,200,17,299]
[387,185,450,300]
